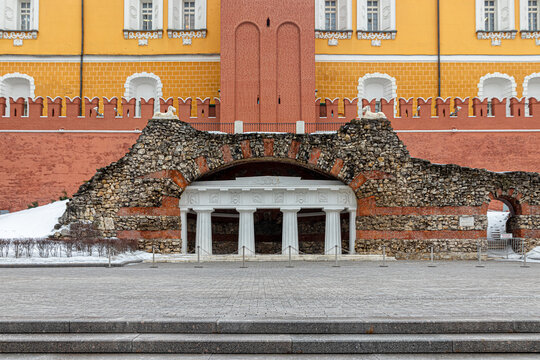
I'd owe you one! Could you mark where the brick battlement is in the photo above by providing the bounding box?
[0,96,539,133]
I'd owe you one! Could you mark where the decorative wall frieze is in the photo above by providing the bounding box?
[123,30,163,46]
[476,30,517,46]
[0,31,38,46]
[168,29,207,39]
[168,29,207,45]
[315,30,353,40]
[357,31,396,40]
[521,31,540,45]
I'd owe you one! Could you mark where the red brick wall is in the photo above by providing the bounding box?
[0,133,139,212]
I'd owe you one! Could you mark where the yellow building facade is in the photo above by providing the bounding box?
[0,0,539,114]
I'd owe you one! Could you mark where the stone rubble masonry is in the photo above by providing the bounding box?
[58,117,540,260]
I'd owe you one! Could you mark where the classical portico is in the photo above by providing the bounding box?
[179,176,357,256]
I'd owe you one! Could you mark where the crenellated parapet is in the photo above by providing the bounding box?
[0,96,539,133]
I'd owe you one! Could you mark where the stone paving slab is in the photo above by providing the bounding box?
[0,261,538,321]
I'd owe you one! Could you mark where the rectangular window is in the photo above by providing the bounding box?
[367,0,379,31]
[141,0,153,30]
[20,0,31,31]
[529,0,539,30]
[183,0,195,29]
[484,0,496,31]
[325,0,337,30]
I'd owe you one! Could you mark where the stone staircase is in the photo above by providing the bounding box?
[1,320,540,355]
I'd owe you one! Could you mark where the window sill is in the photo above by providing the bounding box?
[315,30,353,40]
[123,29,163,40]
[357,31,397,40]
[167,29,207,39]
[476,30,517,40]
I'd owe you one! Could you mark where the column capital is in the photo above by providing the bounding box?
[236,207,257,213]
[280,207,301,213]
[323,207,345,213]
[180,208,190,214]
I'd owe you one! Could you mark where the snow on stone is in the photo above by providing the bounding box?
[487,210,510,240]
[0,200,68,239]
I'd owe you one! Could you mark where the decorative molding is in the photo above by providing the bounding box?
[477,30,517,45]
[477,72,517,99]
[168,29,207,39]
[315,30,352,40]
[0,72,36,98]
[521,31,540,45]
[357,31,396,40]
[357,73,397,99]
[1,31,38,40]
[123,30,163,40]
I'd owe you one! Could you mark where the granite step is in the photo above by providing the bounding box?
[0,319,539,335]
[1,333,540,354]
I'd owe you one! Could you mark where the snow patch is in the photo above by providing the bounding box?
[0,200,68,239]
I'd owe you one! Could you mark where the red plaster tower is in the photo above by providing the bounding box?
[220,0,316,126]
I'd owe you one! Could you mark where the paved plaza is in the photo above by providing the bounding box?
[0,260,538,322]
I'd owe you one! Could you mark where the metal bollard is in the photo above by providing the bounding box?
[286,245,294,268]
[195,245,203,268]
[475,241,485,268]
[240,245,248,268]
[108,244,112,268]
[150,242,158,268]
[428,246,436,268]
[521,240,530,268]
[332,245,340,267]
[380,245,388,268]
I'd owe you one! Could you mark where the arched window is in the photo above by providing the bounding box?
[0,73,35,116]
[477,73,516,116]
[124,72,162,117]
[357,73,397,112]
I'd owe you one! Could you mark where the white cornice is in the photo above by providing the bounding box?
[315,54,540,62]
[0,54,539,63]
[0,54,221,62]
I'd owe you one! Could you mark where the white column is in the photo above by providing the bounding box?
[349,210,356,255]
[237,208,256,255]
[180,208,188,254]
[194,208,213,256]
[281,208,300,255]
[324,207,344,255]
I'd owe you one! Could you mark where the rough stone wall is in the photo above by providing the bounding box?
[59,118,540,259]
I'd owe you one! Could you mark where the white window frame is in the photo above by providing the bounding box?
[477,73,517,116]
[520,0,540,31]
[141,0,153,30]
[124,0,163,31]
[0,73,36,116]
[357,73,397,116]
[357,0,395,32]
[316,0,352,31]
[0,0,39,31]
[124,72,163,116]
[168,0,207,30]
[475,0,515,32]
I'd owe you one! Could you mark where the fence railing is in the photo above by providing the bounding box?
[486,237,526,259]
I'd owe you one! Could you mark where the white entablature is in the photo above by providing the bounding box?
[179,176,357,211]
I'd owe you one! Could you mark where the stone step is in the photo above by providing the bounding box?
[1,333,540,354]
[1,319,539,335]
[2,355,540,359]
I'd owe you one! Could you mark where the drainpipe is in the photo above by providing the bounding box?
[79,0,84,115]
[437,0,441,98]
